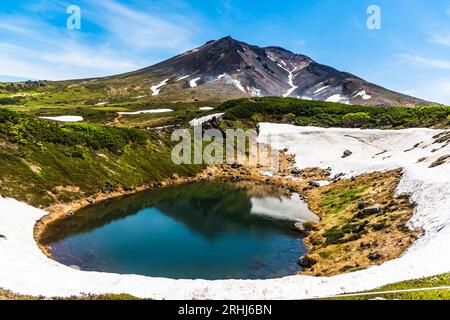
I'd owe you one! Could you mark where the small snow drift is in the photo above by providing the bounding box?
[189,113,224,127]
[189,77,201,88]
[176,75,190,81]
[40,116,84,122]
[118,109,173,115]
[151,79,169,96]
[355,90,372,100]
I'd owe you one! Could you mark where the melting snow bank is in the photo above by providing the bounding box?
[40,116,83,122]
[189,77,201,88]
[151,79,169,96]
[2,123,450,299]
[118,109,173,115]
[189,113,224,127]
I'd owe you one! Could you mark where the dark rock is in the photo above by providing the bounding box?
[298,255,317,268]
[362,204,381,215]
[309,181,321,188]
[0,234,6,240]
[352,223,366,234]
[231,162,242,169]
[368,252,382,261]
[104,181,115,192]
[283,148,289,153]
[342,150,353,158]
[360,242,372,249]
[291,167,302,175]
[231,175,241,182]
[358,200,366,210]
[333,173,345,180]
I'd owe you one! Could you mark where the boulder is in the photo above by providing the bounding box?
[231,175,241,182]
[309,181,321,188]
[368,252,382,261]
[362,204,381,215]
[342,150,353,158]
[358,200,366,210]
[291,167,302,175]
[231,162,242,169]
[360,242,372,249]
[298,255,317,268]
[333,173,345,180]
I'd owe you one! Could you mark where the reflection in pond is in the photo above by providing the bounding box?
[42,181,318,280]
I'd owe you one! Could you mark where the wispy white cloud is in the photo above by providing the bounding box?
[0,13,138,80]
[429,33,450,47]
[0,0,201,81]
[87,0,196,51]
[398,54,450,70]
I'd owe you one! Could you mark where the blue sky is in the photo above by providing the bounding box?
[1,0,450,104]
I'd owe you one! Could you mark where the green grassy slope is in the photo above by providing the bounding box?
[219,97,450,129]
[332,273,450,300]
[0,109,203,207]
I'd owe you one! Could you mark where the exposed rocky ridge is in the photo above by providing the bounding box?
[113,36,436,106]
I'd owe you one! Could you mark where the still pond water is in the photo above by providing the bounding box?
[42,182,318,280]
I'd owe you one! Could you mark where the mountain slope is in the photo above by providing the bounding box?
[108,36,435,106]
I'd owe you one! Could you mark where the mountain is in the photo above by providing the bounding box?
[86,36,437,106]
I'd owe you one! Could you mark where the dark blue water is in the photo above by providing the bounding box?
[43,182,314,280]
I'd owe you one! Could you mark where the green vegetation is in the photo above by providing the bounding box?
[0,108,203,207]
[332,273,450,300]
[220,97,450,129]
[0,288,139,300]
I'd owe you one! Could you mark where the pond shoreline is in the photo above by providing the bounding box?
[2,125,449,299]
[34,148,325,259]
[34,148,417,280]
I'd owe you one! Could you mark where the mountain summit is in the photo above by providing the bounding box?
[112,36,434,106]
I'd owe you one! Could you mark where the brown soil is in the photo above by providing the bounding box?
[302,169,420,277]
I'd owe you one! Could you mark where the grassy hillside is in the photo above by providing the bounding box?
[0,108,203,207]
[332,273,450,300]
[219,97,450,129]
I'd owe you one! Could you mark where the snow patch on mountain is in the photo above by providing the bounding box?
[250,87,262,97]
[326,94,349,104]
[283,67,299,98]
[40,116,84,122]
[151,79,169,96]
[118,109,173,115]
[189,77,201,88]
[314,86,330,94]
[176,75,190,81]
[355,90,372,100]
[189,113,224,127]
